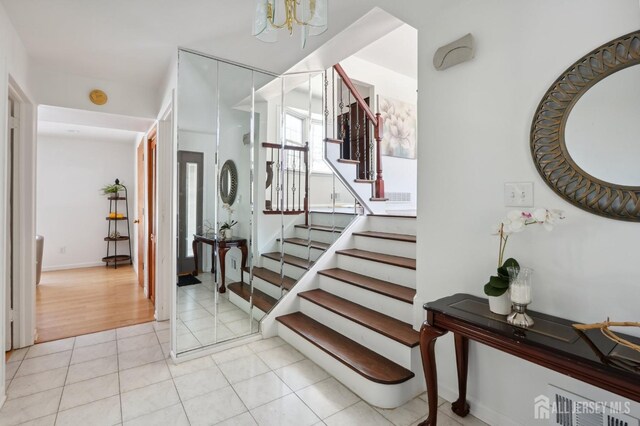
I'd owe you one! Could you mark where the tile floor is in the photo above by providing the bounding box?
[177,273,259,353]
[3,321,487,426]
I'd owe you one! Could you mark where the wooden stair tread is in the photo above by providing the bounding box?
[369,197,389,202]
[262,252,313,270]
[279,238,330,250]
[324,138,343,144]
[352,231,416,243]
[298,289,419,347]
[336,249,416,270]
[247,267,296,291]
[227,282,277,313]
[277,312,415,384]
[354,179,375,183]
[318,268,415,304]
[295,224,345,233]
[337,158,359,164]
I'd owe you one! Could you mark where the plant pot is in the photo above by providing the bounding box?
[223,229,232,240]
[488,290,512,315]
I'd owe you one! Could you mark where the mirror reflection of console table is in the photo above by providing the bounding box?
[419,294,640,426]
[192,234,248,294]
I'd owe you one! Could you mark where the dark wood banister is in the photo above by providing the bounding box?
[333,64,385,199]
[261,142,310,226]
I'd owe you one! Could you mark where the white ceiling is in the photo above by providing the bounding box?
[353,24,417,79]
[39,105,154,132]
[1,0,388,90]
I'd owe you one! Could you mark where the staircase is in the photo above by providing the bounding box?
[273,215,423,408]
[227,210,356,320]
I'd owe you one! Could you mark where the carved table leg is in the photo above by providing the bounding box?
[192,239,199,276]
[418,321,448,426]
[239,242,248,285]
[452,333,471,417]
[218,246,229,293]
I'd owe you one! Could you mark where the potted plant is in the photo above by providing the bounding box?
[486,208,564,315]
[101,181,125,198]
[219,203,237,240]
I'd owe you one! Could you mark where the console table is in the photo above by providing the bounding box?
[192,234,247,294]
[419,294,640,425]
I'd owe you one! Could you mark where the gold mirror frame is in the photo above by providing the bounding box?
[219,159,238,206]
[531,30,640,221]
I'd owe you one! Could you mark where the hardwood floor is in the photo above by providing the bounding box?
[36,265,154,343]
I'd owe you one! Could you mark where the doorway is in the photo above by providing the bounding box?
[34,106,156,343]
[177,150,203,275]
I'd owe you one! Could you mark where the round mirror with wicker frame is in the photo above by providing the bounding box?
[531,30,640,221]
[219,159,238,206]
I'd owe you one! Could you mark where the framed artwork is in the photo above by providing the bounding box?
[379,96,417,159]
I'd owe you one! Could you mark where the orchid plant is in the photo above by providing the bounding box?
[219,203,238,231]
[485,208,565,297]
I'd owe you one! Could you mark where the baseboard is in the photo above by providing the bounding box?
[42,261,106,272]
[439,384,520,426]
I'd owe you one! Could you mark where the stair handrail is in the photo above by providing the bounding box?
[332,64,385,199]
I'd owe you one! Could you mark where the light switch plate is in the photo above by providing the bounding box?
[504,182,533,207]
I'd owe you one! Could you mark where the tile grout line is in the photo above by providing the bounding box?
[54,336,76,424]
[115,328,124,425]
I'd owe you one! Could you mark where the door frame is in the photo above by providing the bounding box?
[147,128,157,303]
[155,96,174,323]
[4,78,36,351]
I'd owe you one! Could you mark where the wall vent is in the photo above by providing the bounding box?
[386,192,411,203]
[546,385,638,426]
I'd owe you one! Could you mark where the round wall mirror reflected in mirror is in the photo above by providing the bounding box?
[219,160,238,206]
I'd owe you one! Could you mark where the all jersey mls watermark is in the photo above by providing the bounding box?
[534,395,631,420]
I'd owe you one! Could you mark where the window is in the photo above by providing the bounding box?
[284,110,331,174]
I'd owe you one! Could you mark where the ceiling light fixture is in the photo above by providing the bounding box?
[253,0,328,48]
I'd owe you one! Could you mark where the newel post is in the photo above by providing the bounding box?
[374,113,385,199]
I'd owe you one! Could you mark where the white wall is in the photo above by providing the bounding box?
[369,0,640,424]
[36,134,136,270]
[340,55,418,210]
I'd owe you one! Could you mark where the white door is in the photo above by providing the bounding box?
[5,95,17,351]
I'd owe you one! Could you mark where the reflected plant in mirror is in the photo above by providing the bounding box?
[219,203,237,240]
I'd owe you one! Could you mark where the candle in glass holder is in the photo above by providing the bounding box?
[510,282,531,304]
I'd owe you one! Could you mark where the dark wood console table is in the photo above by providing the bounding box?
[192,234,247,294]
[419,294,640,425]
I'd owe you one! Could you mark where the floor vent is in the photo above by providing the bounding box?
[386,192,411,203]
[547,386,638,426]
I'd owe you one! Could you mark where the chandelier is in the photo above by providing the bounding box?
[253,0,328,48]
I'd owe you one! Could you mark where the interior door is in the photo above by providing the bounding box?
[177,151,204,275]
[148,133,157,302]
[5,95,17,351]
[136,141,145,288]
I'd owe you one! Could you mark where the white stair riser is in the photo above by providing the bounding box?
[367,216,416,235]
[294,227,341,244]
[336,255,415,288]
[228,292,266,321]
[353,236,416,260]
[261,257,306,280]
[318,275,413,324]
[278,323,424,408]
[310,212,356,228]
[281,242,325,263]
[299,299,412,368]
[251,276,283,300]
